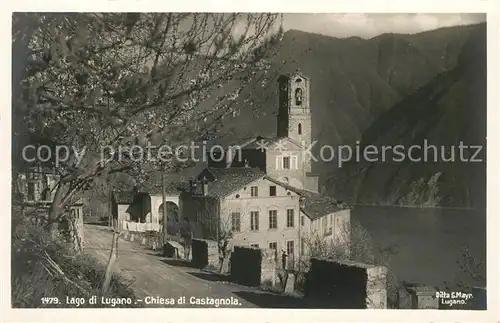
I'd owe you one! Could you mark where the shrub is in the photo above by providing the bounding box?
[299,220,406,308]
[11,210,142,308]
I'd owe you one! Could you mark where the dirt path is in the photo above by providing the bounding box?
[83,224,303,308]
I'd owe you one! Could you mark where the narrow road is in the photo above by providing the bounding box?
[83,224,302,308]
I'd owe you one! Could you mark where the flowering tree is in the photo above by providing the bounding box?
[13,13,283,237]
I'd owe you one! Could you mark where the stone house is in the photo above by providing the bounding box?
[14,165,57,203]
[295,189,351,257]
[111,191,135,229]
[117,179,184,234]
[182,70,352,269]
[183,167,304,267]
[182,169,350,269]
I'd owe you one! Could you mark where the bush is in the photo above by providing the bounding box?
[11,209,142,308]
[300,220,406,308]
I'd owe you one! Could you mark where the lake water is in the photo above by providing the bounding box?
[351,206,486,289]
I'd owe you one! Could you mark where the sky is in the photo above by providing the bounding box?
[282,13,486,38]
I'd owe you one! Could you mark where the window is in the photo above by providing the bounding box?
[250,244,259,248]
[27,182,35,201]
[269,186,276,196]
[231,212,241,232]
[269,210,277,229]
[298,123,302,135]
[286,240,295,256]
[283,156,290,169]
[250,211,259,231]
[251,186,258,197]
[286,209,294,227]
[301,215,305,226]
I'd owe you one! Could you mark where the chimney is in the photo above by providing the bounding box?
[201,180,208,196]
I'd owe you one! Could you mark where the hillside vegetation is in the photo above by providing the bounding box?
[212,23,486,208]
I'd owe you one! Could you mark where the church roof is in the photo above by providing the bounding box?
[198,167,266,198]
[236,135,303,150]
[277,69,311,81]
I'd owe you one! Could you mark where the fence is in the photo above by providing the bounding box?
[123,221,161,232]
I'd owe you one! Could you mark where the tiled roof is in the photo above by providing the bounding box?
[113,191,136,204]
[265,176,349,220]
[200,167,266,198]
[137,180,187,196]
[240,136,282,150]
[136,168,201,195]
[239,136,302,150]
[301,193,346,220]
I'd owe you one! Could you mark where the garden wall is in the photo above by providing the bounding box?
[304,258,387,309]
[191,238,218,269]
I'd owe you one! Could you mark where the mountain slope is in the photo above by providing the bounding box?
[327,24,486,208]
[213,24,481,175]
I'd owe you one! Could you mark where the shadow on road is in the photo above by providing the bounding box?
[233,291,308,308]
[187,271,231,283]
[145,251,164,257]
[84,221,109,227]
[161,258,197,269]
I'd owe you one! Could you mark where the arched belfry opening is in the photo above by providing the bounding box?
[295,88,303,105]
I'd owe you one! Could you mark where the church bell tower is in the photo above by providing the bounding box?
[277,70,312,171]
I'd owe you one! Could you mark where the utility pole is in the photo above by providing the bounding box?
[108,185,112,229]
[162,172,167,254]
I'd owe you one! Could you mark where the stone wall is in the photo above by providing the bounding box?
[230,246,277,287]
[472,287,486,310]
[406,286,439,309]
[231,246,262,287]
[304,258,387,309]
[191,238,219,269]
[261,248,277,284]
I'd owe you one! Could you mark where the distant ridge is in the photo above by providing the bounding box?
[208,22,486,208]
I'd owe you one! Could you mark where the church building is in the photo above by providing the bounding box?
[209,70,319,192]
[182,70,351,269]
